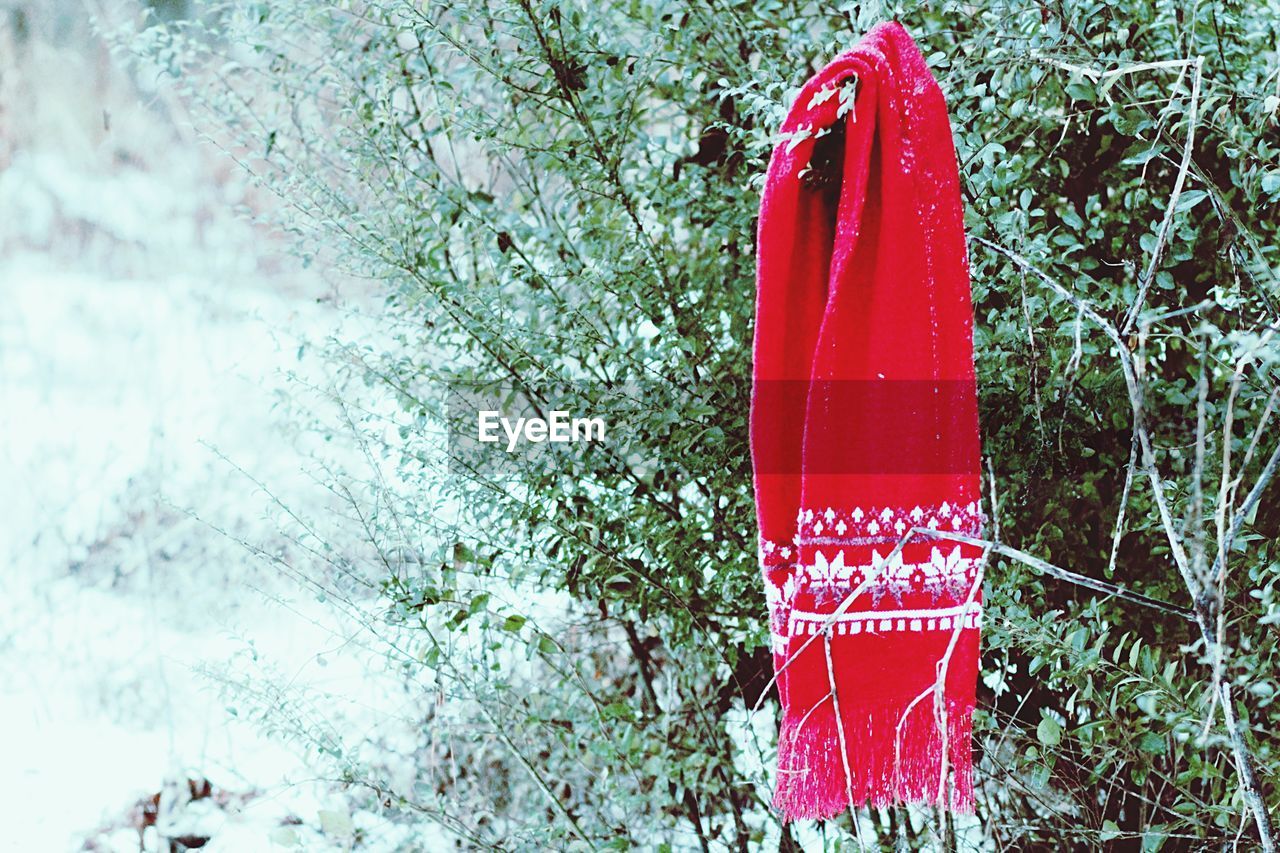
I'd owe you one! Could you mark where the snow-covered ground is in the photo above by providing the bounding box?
[0,14,426,850]
[2,252,341,851]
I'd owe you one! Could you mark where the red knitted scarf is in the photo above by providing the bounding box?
[751,22,984,820]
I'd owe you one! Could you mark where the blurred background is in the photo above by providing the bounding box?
[0,2,413,849]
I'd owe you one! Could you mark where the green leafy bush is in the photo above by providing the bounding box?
[131,0,1280,848]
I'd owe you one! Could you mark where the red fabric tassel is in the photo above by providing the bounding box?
[751,22,984,821]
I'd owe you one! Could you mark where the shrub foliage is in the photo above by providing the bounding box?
[134,0,1280,848]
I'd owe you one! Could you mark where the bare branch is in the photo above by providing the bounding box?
[1122,57,1205,334]
[1108,423,1140,578]
[915,529,1193,619]
[823,630,857,821]
[1209,434,1280,584]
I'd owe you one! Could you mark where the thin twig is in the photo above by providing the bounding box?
[823,629,858,825]
[1033,56,1199,83]
[1108,422,1140,578]
[917,529,1193,619]
[748,525,924,719]
[1210,422,1280,584]
[1122,57,1204,334]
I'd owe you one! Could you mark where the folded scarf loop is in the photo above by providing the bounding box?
[750,22,984,820]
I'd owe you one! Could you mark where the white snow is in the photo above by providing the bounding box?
[0,16,432,850]
[0,247,421,850]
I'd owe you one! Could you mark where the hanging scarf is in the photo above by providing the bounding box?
[751,22,984,820]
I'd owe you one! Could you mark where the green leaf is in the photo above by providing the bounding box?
[1029,764,1051,788]
[1175,189,1208,212]
[1139,730,1166,755]
[1037,716,1062,748]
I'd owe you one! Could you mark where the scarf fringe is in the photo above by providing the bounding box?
[773,694,974,821]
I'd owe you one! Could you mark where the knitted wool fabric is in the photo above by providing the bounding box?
[750,22,984,820]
